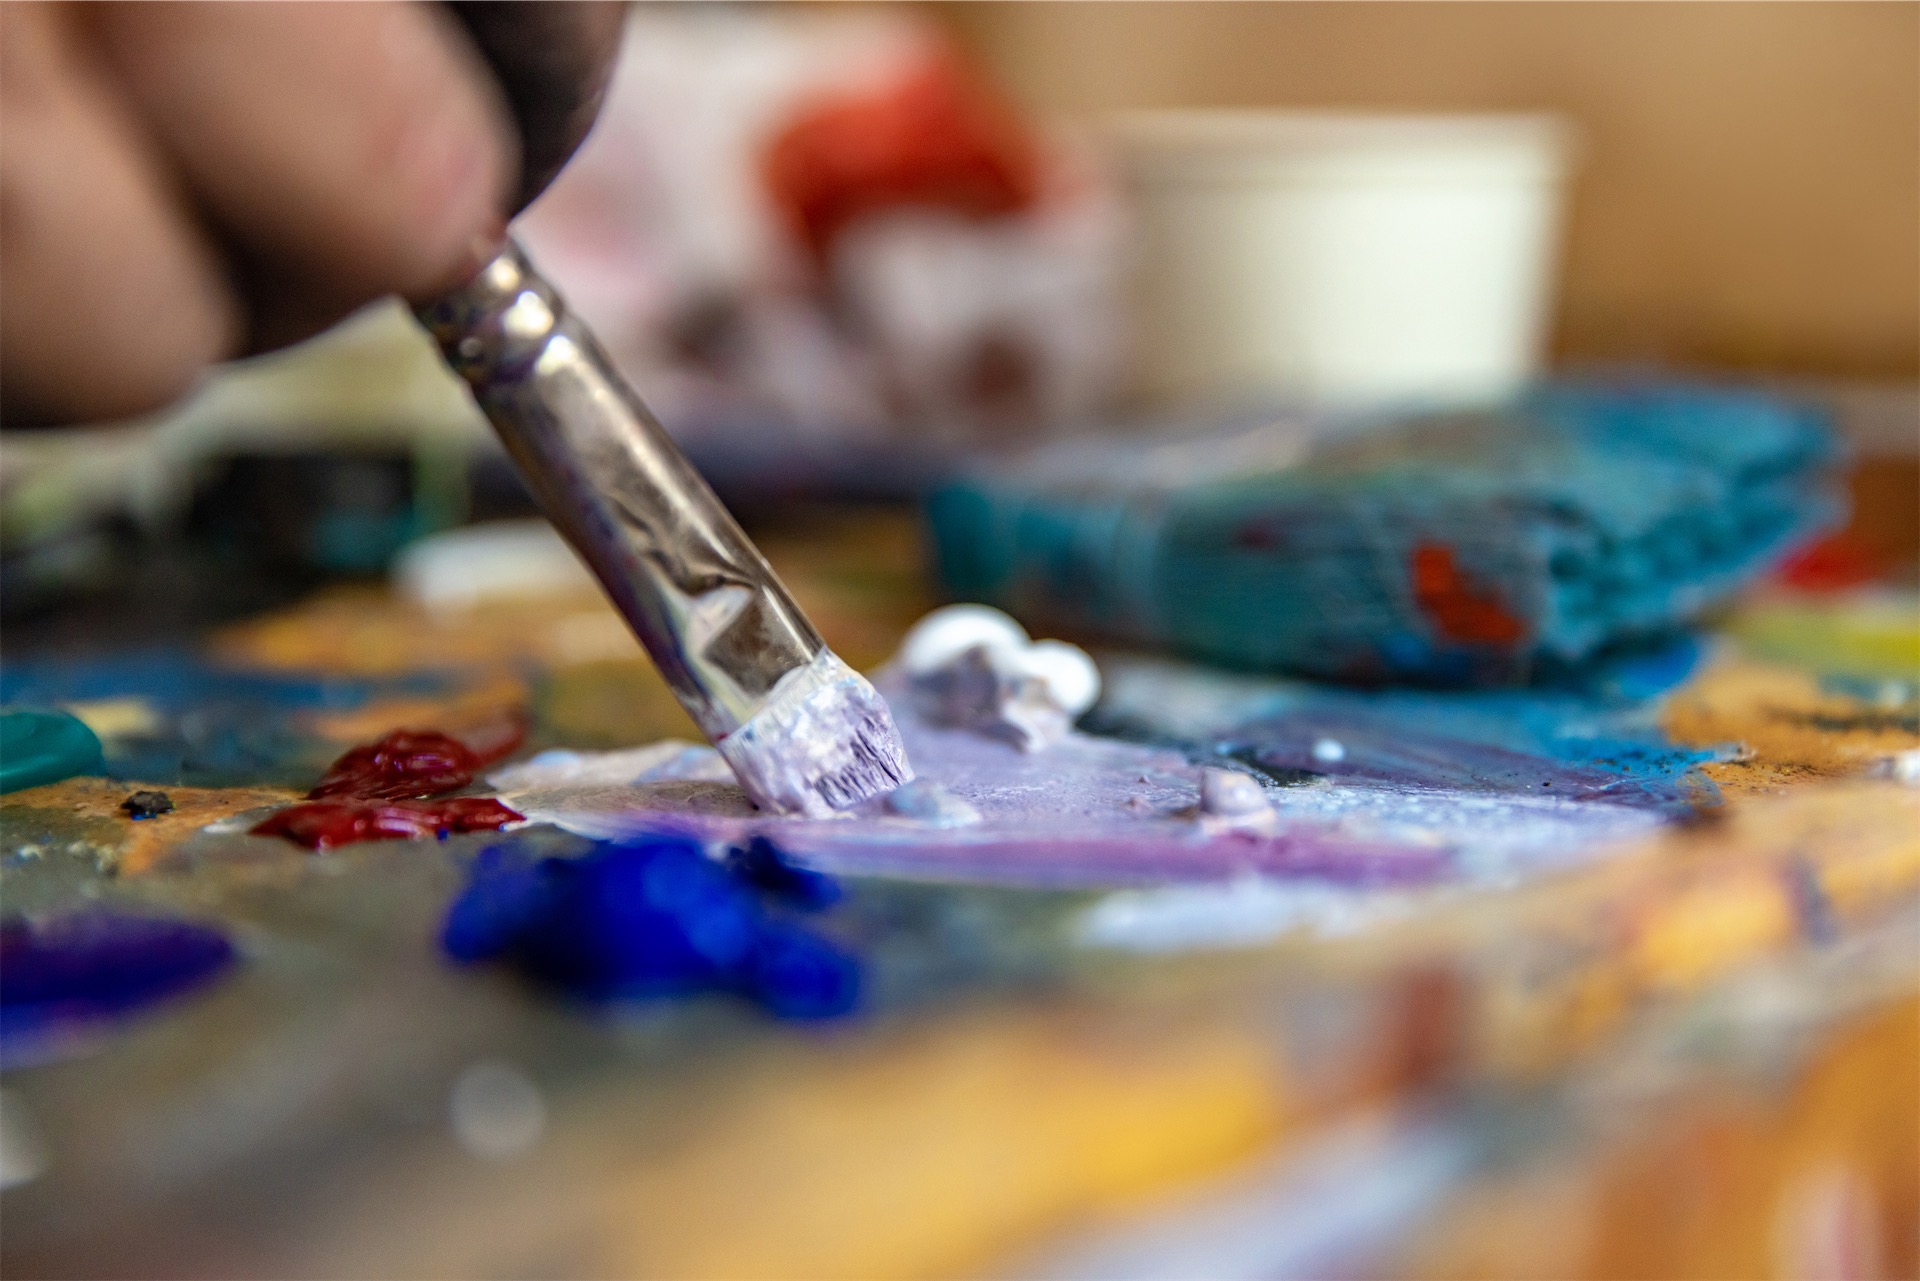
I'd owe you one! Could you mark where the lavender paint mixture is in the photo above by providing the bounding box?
[491,681,1660,892]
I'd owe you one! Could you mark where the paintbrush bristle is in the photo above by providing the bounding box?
[716,651,913,818]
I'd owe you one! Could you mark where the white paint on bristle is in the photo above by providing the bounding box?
[717,650,913,817]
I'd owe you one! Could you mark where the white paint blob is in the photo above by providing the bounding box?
[884,779,983,827]
[895,605,1102,751]
[1311,737,1347,764]
[899,605,1030,676]
[449,1060,546,1161]
[1024,640,1102,717]
[1199,767,1274,819]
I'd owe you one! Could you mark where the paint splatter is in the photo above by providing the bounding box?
[0,910,235,1062]
[250,797,524,852]
[1221,708,1699,808]
[1093,649,1721,817]
[442,834,860,1019]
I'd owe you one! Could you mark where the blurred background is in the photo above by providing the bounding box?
[2,0,1914,637]
[948,0,1918,381]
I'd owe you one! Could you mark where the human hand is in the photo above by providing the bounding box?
[0,1,622,427]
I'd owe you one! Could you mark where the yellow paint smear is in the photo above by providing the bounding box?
[310,1004,1290,1280]
[1663,655,1919,797]
[1402,782,1920,1081]
[1402,994,1920,1281]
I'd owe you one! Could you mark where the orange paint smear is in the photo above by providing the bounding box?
[1410,542,1528,647]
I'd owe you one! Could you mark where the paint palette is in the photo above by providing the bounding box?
[1,506,1915,1278]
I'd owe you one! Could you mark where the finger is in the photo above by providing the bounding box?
[446,0,627,212]
[0,3,239,426]
[87,0,516,333]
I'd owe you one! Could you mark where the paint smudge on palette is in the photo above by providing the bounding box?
[489,675,1661,891]
[0,910,236,1067]
[1091,645,1725,817]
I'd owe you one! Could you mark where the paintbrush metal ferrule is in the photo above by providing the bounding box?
[417,240,911,816]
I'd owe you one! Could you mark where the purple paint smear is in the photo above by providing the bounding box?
[493,677,1452,890]
[1,910,236,1067]
[1226,709,1692,805]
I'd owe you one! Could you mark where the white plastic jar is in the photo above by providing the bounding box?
[1110,110,1573,411]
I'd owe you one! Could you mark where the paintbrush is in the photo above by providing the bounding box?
[415,241,912,816]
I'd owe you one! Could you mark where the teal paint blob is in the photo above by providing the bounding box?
[0,711,105,794]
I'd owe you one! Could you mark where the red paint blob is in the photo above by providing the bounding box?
[250,798,523,852]
[1409,543,1528,648]
[1773,530,1884,594]
[307,724,523,802]
[455,716,527,769]
[255,722,530,851]
[763,50,1040,262]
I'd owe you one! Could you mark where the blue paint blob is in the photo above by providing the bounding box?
[745,922,863,1020]
[442,834,861,1020]
[725,835,843,910]
[440,846,564,963]
[0,910,236,1060]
